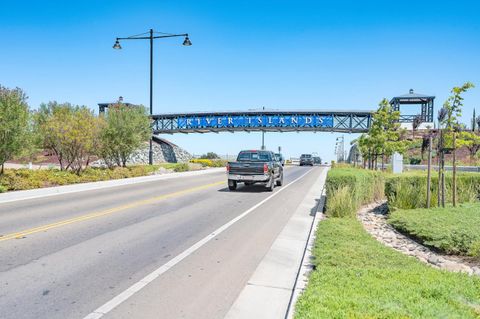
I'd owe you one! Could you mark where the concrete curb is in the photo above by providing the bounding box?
[0,168,224,204]
[225,167,328,319]
[286,169,328,319]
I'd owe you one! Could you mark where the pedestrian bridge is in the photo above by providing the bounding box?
[151,110,373,134]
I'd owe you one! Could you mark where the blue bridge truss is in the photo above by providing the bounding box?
[151,110,373,134]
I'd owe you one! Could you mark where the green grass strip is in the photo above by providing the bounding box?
[295,218,480,319]
[389,203,480,257]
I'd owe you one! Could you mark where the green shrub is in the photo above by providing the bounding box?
[190,158,227,167]
[0,165,166,192]
[326,185,356,217]
[173,163,189,172]
[468,240,480,259]
[409,157,422,164]
[0,184,7,193]
[386,172,480,209]
[325,168,384,217]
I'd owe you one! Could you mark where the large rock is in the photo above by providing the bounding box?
[128,136,192,164]
[92,137,192,167]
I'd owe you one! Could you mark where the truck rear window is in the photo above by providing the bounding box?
[237,151,271,162]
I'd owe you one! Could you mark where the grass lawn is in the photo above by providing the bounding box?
[294,218,480,319]
[388,203,480,258]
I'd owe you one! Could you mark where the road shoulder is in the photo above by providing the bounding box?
[225,167,328,319]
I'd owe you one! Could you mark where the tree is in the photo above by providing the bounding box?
[99,103,151,167]
[35,102,101,173]
[472,108,477,131]
[0,85,30,174]
[460,131,480,160]
[200,152,219,159]
[366,99,409,169]
[441,81,475,206]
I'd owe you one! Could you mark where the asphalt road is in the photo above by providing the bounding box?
[0,166,324,319]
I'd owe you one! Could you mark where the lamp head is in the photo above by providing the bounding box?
[113,39,122,49]
[182,35,192,46]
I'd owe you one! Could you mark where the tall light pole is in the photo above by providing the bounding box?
[261,106,266,150]
[113,29,192,165]
[336,136,345,162]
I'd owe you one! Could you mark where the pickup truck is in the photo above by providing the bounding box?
[226,150,283,191]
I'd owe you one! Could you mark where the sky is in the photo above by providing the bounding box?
[1,0,479,161]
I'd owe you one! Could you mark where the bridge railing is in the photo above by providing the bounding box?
[151,110,373,134]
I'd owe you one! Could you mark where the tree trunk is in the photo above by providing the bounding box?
[452,131,457,207]
[381,151,385,171]
[1,163,4,175]
[426,135,432,208]
[437,149,441,207]
[441,151,446,208]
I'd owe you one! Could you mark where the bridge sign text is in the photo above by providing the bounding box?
[177,115,334,129]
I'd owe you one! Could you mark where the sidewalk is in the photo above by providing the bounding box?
[225,167,328,319]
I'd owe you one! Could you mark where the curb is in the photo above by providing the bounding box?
[225,167,328,319]
[285,168,328,318]
[0,168,224,204]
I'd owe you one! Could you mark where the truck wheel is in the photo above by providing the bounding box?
[228,180,237,191]
[276,172,283,186]
[267,176,275,192]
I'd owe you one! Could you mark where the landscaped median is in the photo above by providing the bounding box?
[295,167,480,318]
[0,163,201,193]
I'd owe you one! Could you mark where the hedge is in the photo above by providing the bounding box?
[385,172,480,209]
[325,168,384,217]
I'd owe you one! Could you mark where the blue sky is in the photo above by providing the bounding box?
[1,0,479,160]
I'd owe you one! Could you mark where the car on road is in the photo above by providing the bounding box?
[227,150,283,191]
[299,154,314,166]
[313,156,322,165]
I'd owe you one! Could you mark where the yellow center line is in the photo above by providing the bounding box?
[0,180,225,243]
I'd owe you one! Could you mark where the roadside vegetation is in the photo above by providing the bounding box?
[0,84,210,192]
[294,218,480,318]
[385,171,480,209]
[189,158,227,167]
[0,163,199,192]
[389,203,480,258]
[297,165,480,318]
[325,168,384,217]
[355,82,478,209]
[0,84,155,176]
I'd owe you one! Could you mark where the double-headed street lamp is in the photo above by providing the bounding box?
[113,29,192,165]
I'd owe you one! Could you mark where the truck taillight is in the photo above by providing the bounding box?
[263,163,268,173]
[226,164,230,172]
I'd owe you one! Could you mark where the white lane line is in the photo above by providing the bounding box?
[83,168,314,319]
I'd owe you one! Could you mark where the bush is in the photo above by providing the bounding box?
[173,163,189,172]
[385,172,480,209]
[409,157,422,164]
[0,184,7,193]
[199,152,219,159]
[325,168,384,217]
[190,159,227,167]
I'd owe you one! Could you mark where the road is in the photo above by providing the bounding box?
[0,166,324,319]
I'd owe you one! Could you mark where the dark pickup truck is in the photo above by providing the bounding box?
[226,150,283,191]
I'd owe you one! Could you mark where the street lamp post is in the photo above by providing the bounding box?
[336,136,345,162]
[113,29,192,165]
